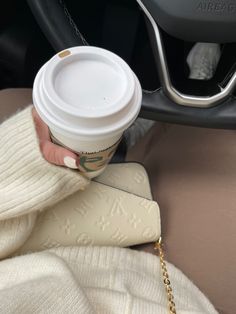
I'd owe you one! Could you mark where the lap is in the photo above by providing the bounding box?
[127,123,236,314]
[1,89,235,313]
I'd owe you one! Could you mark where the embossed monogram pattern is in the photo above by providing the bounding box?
[60,219,75,235]
[77,233,93,246]
[128,214,141,229]
[95,216,110,231]
[18,164,160,254]
[41,237,61,249]
[95,163,152,199]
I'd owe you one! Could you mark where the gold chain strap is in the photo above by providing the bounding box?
[154,237,177,314]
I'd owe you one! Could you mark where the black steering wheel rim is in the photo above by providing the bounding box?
[27,0,236,129]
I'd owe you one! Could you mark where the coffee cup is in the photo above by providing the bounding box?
[33,46,142,178]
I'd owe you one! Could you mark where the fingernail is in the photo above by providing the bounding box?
[64,156,78,169]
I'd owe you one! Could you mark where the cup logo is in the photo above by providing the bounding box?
[51,132,121,173]
[79,139,121,172]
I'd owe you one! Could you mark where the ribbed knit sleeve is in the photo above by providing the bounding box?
[0,106,89,220]
[0,106,89,258]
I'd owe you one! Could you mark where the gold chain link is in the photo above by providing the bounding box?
[154,237,177,314]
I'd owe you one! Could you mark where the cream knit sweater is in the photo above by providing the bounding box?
[0,107,218,313]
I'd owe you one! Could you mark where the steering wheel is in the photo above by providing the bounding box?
[27,0,236,129]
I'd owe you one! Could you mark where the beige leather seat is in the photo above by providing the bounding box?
[127,121,236,314]
[0,88,32,123]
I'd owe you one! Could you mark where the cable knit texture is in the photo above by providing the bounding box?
[0,106,89,257]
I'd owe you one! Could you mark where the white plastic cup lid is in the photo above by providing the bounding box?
[33,46,142,140]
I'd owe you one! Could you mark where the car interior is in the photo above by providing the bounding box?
[1,0,236,129]
[1,1,236,313]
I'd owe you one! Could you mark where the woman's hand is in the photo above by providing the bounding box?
[32,108,79,169]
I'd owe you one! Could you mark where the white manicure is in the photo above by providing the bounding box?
[64,156,78,169]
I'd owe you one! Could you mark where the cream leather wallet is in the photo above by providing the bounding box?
[18,163,161,254]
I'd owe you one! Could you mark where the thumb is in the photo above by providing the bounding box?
[40,140,80,169]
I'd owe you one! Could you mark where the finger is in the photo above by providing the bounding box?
[40,140,80,169]
[32,108,50,141]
